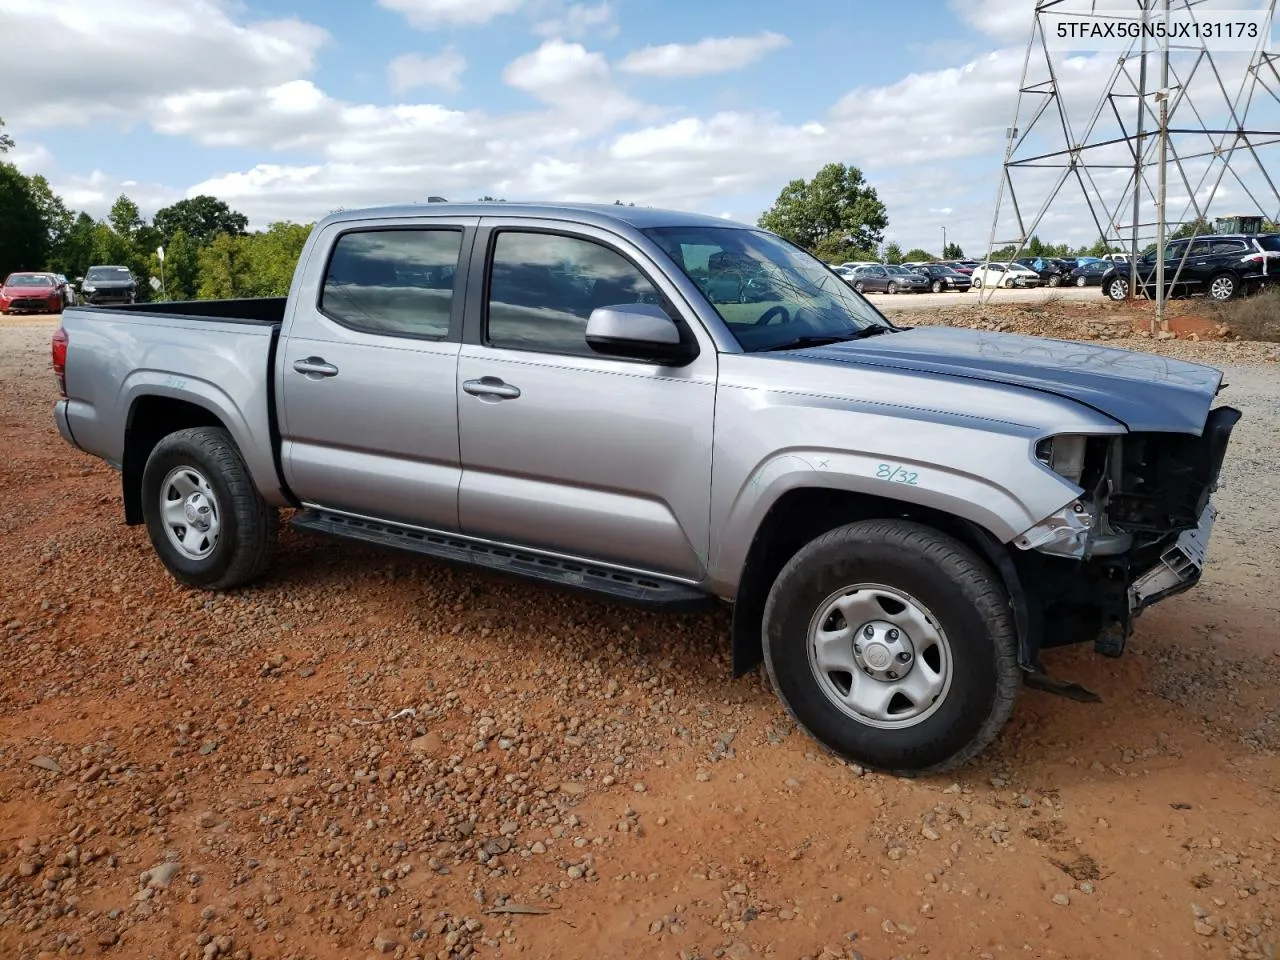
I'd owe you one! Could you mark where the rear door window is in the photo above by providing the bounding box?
[320,228,463,339]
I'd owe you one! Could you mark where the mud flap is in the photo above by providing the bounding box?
[1022,665,1102,703]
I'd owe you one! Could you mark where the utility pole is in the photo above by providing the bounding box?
[1129,0,1150,303]
[1153,0,1172,332]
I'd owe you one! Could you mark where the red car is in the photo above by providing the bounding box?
[0,272,64,315]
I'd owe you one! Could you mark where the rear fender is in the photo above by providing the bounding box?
[120,373,284,506]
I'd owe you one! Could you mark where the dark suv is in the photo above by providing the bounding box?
[910,263,972,292]
[80,265,138,306]
[1101,234,1278,302]
[1014,256,1072,287]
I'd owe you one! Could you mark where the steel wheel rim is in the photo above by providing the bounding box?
[806,582,953,730]
[1210,276,1234,300]
[1076,276,1086,286]
[160,465,221,560]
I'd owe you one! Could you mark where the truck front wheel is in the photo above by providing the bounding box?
[762,519,1019,775]
[140,426,277,590]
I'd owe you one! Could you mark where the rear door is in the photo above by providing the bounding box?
[276,215,477,529]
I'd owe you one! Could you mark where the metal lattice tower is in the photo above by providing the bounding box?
[981,0,1280,327]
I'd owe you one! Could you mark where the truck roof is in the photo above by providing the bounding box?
[316,201,751,232]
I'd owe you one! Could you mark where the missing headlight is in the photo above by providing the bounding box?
[1035,435,1088,485]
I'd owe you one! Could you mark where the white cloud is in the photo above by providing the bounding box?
[532,1,618,40]
[948,0,1036,44]
[618,31,791,78]
[388,48,467,94]
[0,0,327,129]
[11,0,1278,256]
[377,0,525,28]
[502,40,646,128]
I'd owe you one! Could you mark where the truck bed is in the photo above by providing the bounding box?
[78,296,288,325]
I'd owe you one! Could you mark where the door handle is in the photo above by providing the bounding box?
[462,377,521,400]
[293,357,339,379]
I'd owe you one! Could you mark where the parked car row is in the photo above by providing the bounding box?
[0,265,137,315]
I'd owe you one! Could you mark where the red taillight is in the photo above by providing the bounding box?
[51,328,68,398]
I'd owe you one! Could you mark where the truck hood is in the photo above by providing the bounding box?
[799,325,1223,434]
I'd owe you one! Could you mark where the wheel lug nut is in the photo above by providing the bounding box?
[863,626,875,639]
[886,671,897,680]
[887,629,899,641]
[897,652,912,662]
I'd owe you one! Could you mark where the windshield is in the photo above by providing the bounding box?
[4,274,54,287]
[885,265,915,275]
[643,226,891,352]
[85,267,133,281]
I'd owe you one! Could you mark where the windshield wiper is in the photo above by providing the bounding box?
[762,325,895,351]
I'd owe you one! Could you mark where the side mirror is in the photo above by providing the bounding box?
[585,303,694,365]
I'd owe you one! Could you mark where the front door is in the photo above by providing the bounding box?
[277,217,476,529]
[455,220,718,579]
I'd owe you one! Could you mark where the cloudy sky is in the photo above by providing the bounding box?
[2,0,1277,254]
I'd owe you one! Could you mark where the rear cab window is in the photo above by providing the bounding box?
[320,228,463,339]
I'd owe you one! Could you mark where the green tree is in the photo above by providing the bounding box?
[882,242,905,264]
[243,222,313,296]
[758,162,888,258]
[149,228,200,300]
[0,115,13,154]
[196,232,252,298]
[57,213,98,280]
[1171,217,1214,240]
[153,195,248,245]
[108,194,144,242]
[902,248,936,262]
[26,175,75,267]
[942,241,964,259]
[0,162,48,276]
[89,222,134,266]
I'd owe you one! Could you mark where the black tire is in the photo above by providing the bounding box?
[1207,272,1238,302]
[761,519,1019,775]
[931,280,944,293]
[853,281,865,294]
[971,277,982,289]
[1047,274,1062,287]
[140,426,277,590]
[1075,275,1087,287]
[1106,276,1129,300]
[887,281,898,295]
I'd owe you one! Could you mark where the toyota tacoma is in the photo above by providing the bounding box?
[50,202,1240,774]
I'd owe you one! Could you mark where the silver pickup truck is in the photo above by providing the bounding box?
[51,202,1240,774]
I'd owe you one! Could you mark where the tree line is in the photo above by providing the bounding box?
[7,114,1275,300]
[0,115,311,301]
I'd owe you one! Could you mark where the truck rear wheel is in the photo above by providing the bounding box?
[761,519,1019,775]
[140,427,277,590]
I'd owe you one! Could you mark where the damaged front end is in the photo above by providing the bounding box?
[1011,404,1242,664]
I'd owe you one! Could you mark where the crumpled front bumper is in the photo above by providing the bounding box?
[1128,500,1218,611]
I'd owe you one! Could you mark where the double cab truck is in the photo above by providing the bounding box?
[51,202,1240,774]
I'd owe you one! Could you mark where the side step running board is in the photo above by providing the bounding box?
[290,509,714,612]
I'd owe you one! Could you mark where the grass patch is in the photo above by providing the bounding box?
[1206,286,1280,342]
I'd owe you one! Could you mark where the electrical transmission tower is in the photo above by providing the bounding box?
[982,0,1280,328]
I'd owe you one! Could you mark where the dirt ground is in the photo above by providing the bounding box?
[3,304,1280,960]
